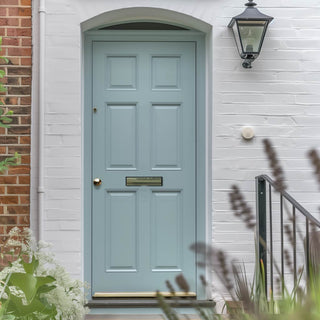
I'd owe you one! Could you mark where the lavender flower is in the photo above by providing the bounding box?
[263,139,287,192]
[229,185,255,230]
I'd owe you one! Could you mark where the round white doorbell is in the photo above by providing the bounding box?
[241,126,255,140]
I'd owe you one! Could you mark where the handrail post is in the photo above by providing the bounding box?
[256,176,267,296]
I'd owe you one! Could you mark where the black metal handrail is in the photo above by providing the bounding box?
[256,174,320,296]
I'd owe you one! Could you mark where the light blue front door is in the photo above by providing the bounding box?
[92,41,196,295]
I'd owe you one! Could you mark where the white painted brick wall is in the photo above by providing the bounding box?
[31,0,320,296]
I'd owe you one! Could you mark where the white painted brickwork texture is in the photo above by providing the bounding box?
[32,0,320,296]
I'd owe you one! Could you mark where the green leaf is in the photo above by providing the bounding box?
[0,116,13,125]
[37,284,56,295]
[5,292,25,316]
[0,108,15,128]
[5,282,57,318]
[9,273,37,303]
[0,299,10,317]
[36,275,56,290]
[9,270,56,304]
[7,293,50,317]
[0,153,21,173]
[22,255,39,274]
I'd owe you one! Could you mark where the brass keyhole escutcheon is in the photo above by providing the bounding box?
[93,178,102,186]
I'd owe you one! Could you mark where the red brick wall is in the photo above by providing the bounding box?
[0,0,32,244]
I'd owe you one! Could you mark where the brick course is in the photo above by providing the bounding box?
[0,0,31,244]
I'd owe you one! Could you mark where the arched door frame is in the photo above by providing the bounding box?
[81,7,212,33]
[83,11,212,300]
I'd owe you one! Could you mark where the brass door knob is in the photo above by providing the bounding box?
[93,178,102,186]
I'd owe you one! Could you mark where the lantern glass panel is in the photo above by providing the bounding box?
[232,23,242,56]
[238,21,266,53]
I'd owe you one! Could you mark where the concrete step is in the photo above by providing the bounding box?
[87,298,215,308]
[85,299,216,319]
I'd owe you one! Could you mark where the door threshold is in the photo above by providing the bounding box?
[93,292,196,298]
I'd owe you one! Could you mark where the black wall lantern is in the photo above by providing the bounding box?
[228,0,273,68]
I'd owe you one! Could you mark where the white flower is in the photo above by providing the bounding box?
[0,227,88,319]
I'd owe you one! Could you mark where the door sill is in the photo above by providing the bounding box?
[93,292,196,298]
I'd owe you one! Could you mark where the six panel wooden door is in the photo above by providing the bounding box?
[92,41,196,295]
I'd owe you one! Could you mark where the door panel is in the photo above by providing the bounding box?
[151,105,181,169]
[151,191,182,270]
[152,56,181,89]
[106,56,137,90]
[106,105,137,169]
[106,191,137,272]
[92,41,196,294]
